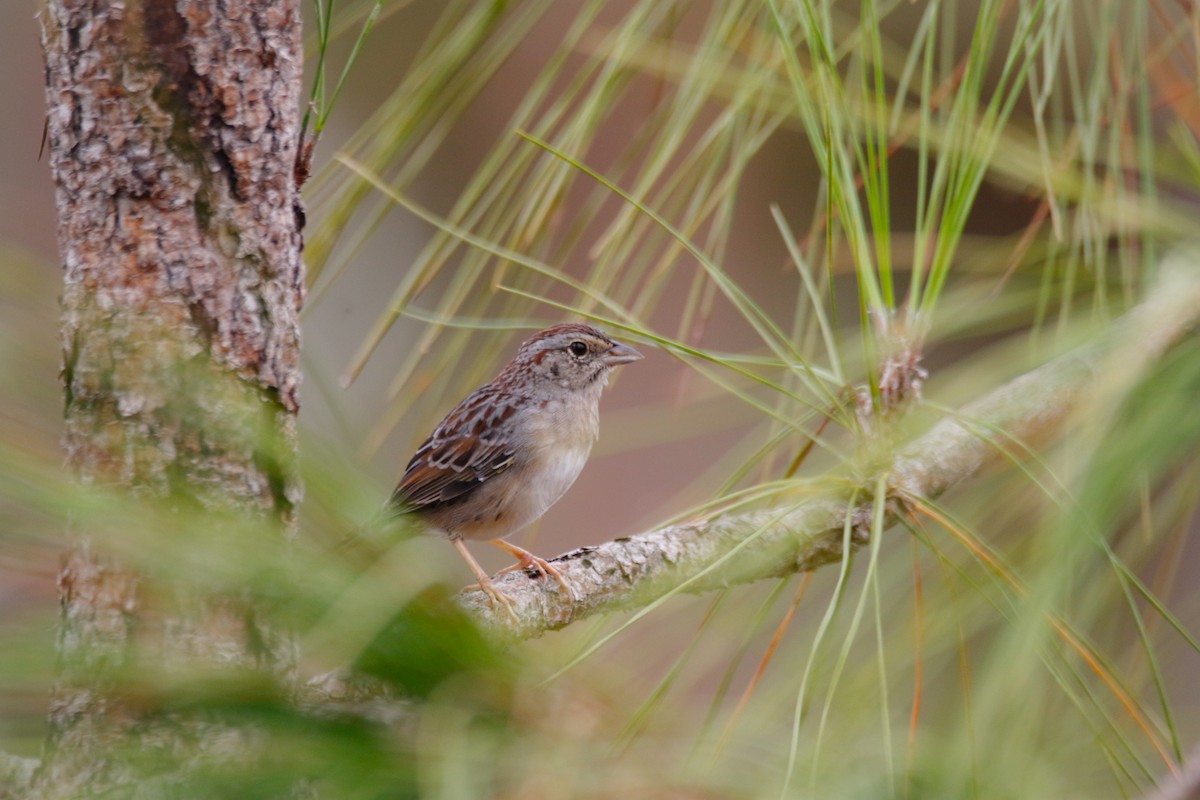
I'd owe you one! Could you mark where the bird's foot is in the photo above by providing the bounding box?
[491,539,578,602]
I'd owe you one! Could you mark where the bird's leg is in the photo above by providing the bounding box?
[452,538,517,619]
[490,539,578,601]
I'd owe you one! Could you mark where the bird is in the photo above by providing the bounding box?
[389,323,643,613]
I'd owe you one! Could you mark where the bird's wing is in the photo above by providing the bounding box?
[389,387,521,511]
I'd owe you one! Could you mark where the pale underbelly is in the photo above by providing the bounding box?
[430,444,591,541]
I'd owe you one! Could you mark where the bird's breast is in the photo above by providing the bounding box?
[497,394,598,534]
[523,440,591,516]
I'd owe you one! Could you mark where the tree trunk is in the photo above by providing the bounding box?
[38,0,304,793]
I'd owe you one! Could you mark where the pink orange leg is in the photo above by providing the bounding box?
[490,539,577,601]
[451,538,517,618]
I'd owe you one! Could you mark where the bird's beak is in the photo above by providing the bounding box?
[603,341,644,367]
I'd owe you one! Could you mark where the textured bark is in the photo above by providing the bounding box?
[459,254,1200,640]
[38,0,304,794]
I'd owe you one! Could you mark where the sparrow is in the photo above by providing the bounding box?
[389,323,642,612]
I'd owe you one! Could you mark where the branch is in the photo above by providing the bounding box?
[459,252,1200,638]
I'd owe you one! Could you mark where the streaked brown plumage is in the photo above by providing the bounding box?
[390,323,642,612]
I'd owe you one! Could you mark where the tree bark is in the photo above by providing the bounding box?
[37,0,304,794]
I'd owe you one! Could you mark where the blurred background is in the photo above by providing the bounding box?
[0,5,64,760]
[4,1,1200,796]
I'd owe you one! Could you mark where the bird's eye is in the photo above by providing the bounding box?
[568,341,588,357]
